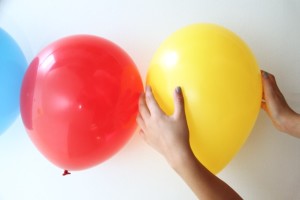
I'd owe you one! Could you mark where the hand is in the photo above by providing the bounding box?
[136,86,193,168]
[136,86,243,199]
[261,70,300,136]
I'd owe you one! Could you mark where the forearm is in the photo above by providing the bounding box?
[283,111,300,138]
[172,151,242,200]
[138,86,242,199]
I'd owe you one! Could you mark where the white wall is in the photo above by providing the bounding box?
[1,0,300,199]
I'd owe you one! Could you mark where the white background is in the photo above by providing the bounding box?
[1,0,300,199]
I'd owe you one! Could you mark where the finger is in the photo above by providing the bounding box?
[138,129,147,141]
[173,86,186,119]
[136,113,146,131]
[139,92,150,119]
[261,101,267,111]
[261,70,276,85]
[262,71,283,99]
[261,71,265,101]
[269,74,282,95]
[261,70,275,99]
[145,86,163,116]
[260,72,267,111]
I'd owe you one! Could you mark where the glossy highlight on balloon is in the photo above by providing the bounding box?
[0,28,27,134]
[147,24,262,174]
[20,35,143,171]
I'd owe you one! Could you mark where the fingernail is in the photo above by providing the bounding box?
[262,71,269,79]
[175,86,181,94]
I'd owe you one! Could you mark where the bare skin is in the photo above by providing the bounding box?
[136,70,300,199]
[137,86,242,200]
[261,70,300,137]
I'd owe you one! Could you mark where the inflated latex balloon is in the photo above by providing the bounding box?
[20,35,143,171]
[147,24,262,174]
[0,28,27,134]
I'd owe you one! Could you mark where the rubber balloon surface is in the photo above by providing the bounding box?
[0,28,27,134]
[21,35,143,171]
[147,24,262,174]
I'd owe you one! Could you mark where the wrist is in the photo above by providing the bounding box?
[286,112,300,136]
[168,147,197,172]
[280,110,300,136]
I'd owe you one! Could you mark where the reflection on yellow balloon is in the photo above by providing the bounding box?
[146,24,262,174]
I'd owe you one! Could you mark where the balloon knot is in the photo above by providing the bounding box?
[62,170,71,176]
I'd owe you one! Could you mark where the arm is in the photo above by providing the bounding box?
[136,86,242,200]
[261,71,300,138]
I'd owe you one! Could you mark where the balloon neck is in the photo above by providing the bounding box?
[62,170,71,176]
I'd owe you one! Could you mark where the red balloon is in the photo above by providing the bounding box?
[20,35,143,171]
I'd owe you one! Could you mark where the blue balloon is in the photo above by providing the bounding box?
[0,28,27,134]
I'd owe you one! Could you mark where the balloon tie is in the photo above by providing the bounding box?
[62,170,71,176]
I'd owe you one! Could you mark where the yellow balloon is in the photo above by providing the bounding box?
[146,24,262,174]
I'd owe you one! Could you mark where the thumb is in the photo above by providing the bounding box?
[262,70,277,99]
[173,86,186,119]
